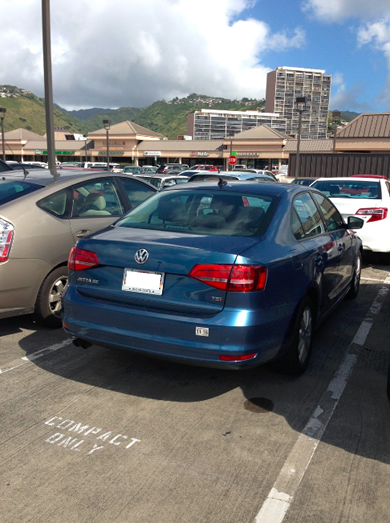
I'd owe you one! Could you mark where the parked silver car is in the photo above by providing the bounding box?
[134,173,189,190]
[0,169,156,326]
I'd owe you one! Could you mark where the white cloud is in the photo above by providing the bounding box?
[0,0,305,109]
[330,73,374,112]
[303,0,390,22]
[303,0,390,110]
[357,17,390,107]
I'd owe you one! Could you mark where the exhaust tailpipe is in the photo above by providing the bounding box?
[73,338,92,350]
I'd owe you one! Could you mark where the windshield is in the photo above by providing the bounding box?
[116,189,278,237]
[0,180,43,205]
[312,180,382,199]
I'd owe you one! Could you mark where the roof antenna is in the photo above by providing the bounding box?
[218,177,227,188]
[15,162,29,178]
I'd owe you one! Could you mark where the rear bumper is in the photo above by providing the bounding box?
[345,217,390,253]
[63,287,295,370]
[0,258,54,318]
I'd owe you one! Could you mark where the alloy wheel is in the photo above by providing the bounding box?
[49,276,68,317]
[297,306,312,364]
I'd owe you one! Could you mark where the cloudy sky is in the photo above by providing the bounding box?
[1,0,390,112]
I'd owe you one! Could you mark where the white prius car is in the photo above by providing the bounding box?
[311,176,390,253]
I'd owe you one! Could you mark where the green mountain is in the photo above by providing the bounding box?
[67,94,267,139]
[0,85,87,135]
[330,110,359,122]
[0,87,266,139]
[0,85,360,140]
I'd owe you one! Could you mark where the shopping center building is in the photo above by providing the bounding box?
[2,112,390,173]
[2,120,294,170]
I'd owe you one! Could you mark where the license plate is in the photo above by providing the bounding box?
[122,268,164,295]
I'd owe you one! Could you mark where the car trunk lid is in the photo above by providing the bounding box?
[72,227,263,315]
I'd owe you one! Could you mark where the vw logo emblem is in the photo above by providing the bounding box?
[134,249,149,265]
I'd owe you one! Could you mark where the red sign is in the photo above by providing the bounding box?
[228,155,237,165]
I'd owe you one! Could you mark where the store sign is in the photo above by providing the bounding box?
[42,151,75,155]
[237,152,259,157]
[190,151,209,157]
[98,151,124,155]
[144,151,161,156]
[103,141,126,146]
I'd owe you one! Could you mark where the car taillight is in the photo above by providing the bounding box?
[68,247,99,271]
[189,264,267,292]
[0,219,14,262]
[356,207,388,223]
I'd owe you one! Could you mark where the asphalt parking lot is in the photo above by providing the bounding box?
[0,253,389,523]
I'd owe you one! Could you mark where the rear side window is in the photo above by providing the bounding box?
[292,192,325,239]
[0,180,43,205]
[38,188,70,218]
[312,192,345,232]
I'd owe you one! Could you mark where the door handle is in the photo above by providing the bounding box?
[76,230,91,238]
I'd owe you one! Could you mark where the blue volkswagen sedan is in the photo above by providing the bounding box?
[63,181,363,375]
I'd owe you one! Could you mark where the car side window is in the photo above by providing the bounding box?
[312,192,345,231]
[71,179,124,218]
[291,208,305,240]
[38,188,70,218]
[292,192,325,239]
[118,178,156,209]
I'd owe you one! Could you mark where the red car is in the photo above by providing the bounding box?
[188,164,219,171]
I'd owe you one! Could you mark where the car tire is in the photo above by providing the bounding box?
[271,296,314,375]
[35,266,68,328]
[346,251,362,299]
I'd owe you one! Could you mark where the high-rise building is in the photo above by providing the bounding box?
[187,109,287,140]
[265,66,331,139]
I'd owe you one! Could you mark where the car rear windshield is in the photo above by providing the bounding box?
[312,180,382,199]
[116,189,279,237]
[0,180,43,205]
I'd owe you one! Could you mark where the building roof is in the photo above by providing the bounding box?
[284,139,333,152]
[233,125,289,140]
[198,109,279,117]
[89,120,163,139]
[276,66,326,74]
[337,112,390,139]
[25,140,85,151]
[4,128,45,141]
[137,139,224,152]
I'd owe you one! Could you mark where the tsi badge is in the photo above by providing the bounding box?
[196,327,209,337]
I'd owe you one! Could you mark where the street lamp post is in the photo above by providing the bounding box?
[103,119,110,170]
[83,135,88,164]
[0,108,6,161]
[295,96,307,178]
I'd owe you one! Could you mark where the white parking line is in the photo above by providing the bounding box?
[361,277,390,283]
[254,274,390,523]
[0,339,73,374]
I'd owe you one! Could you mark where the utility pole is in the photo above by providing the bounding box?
[0,108,6,161]
[42,0,58,179]
[295,97,307,178]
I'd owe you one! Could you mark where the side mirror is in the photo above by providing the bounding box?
[347,216,364,229]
